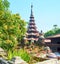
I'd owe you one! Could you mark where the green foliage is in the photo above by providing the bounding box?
[7,50,13,60]
[0,12,26,51]
[0,0,26,51]
[0,0,10,11]
[7,49,30,62]
[55,28,60,34]
[19,49,30,62]
[44,28,60,37]
[44,30,55,37]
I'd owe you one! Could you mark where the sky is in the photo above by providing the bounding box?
[8,0,60,33]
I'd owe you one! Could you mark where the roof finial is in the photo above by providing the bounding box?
[31,4,33,16]
[41,30,43,33]
[31,4,33,9]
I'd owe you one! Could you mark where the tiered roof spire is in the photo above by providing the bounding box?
[26,5,39,42]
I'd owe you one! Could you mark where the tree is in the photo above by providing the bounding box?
[44,30,55,37]
[53,24,57,30]
[0,0,10,11]
[44,25,60,37]
[0,0,26,51]
[55,28,60,34]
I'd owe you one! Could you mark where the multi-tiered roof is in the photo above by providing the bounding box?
[27,5,39,42]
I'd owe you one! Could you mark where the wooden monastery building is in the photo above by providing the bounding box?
[25,5,60,53]
[45,34,60,52]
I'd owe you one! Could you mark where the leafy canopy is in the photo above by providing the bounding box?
[0,0,26,51]
[44,25,60,37]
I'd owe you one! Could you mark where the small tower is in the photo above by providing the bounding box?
[27,5,39,43]
[38,30,45,45]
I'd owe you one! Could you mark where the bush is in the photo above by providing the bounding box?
[7,49,30,62]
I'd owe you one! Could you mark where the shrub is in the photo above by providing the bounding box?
[7,49,30,62]
[19,49,30,62]
[7,50,13,60]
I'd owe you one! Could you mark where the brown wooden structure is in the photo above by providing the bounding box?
[45,34,60,52]
[26,5,39,42]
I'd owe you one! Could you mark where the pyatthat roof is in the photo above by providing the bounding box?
[46,34,60,38]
